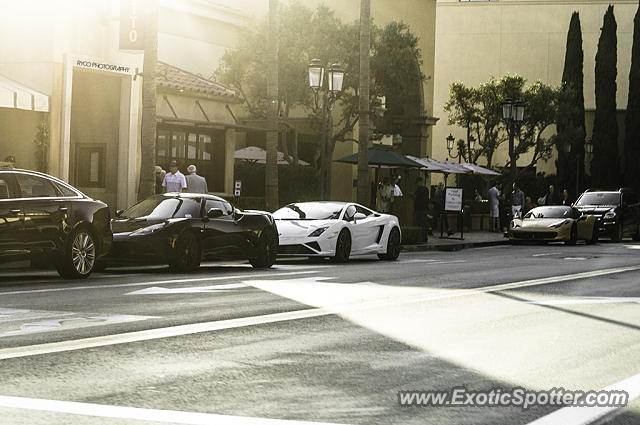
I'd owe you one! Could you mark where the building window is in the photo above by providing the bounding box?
[199,134,212,160]
[157,129,169,157]
[187,133,198,159]
[75,145,106,188]
[171,131,186,159]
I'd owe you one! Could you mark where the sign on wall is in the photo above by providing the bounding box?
[445,187,463,212]
[120,0,145,51]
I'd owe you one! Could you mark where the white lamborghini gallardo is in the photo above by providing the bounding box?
[273,201,402,262]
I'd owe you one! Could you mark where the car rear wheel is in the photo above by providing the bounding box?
[56,227,97,279]
[565,225,577,246]
[250,227,278,268]
[170,231,201,272]
[332,230,351,263]
[378,227,401,260]
[633,225,640,242]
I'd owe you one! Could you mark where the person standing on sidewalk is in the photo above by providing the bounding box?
[511,182,525,219]
[413,177,432,242]
[162,160,187,193]
[185,164,208,193]
[488,182,501,232]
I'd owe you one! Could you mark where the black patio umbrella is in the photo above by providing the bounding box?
[333,145,423,168]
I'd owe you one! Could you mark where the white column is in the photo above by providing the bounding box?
[224,128,236,194]
[117,75,140,209]
[59,54,73,181]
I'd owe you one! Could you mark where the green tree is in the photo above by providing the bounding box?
[624,1,640,192]
[444,75,558,174]
[357,0,371,206]
[556,12,586,197]
[215,2,424,200]
[265,0,279,210]
[591,5,619,189]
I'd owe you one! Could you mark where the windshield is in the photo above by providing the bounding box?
[121,196,202,219]
[524,206,572,219]
[575,192,620,206]
[273,203,343,220]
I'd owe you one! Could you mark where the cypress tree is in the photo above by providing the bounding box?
[624,1,640,192]
[556,12,586,198]
[591,5,619,189]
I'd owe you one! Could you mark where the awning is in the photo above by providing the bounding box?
[0,74,49,112]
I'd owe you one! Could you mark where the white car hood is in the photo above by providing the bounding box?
[275,219,337,238]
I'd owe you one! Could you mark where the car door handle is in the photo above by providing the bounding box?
[9,209,21,215]
[58,207,68,213]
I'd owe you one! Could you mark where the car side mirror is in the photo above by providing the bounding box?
[207,208,224,219]
[115,209,124,217]
[354,212,366,222]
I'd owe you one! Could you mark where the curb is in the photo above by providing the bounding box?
[400,239,509,252]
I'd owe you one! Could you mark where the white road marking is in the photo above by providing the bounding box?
[3,265,640,360]
[529,297,640,306]
[0,395,347,425]
[625,245,640,249]
[126,282,251,295]
[397,259,467,265]
[564,257,587,261]
[0,271,317,297]
[526,370,640,425]
[533,252,560,257]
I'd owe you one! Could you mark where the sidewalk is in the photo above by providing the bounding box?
[401,231,509,252]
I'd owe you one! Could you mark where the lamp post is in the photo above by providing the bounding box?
[446,133,475,163]
[501,98,525,185]
[308,59,345,199]
[584,137,593,180]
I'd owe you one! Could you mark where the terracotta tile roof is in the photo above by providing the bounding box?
[156,61,240,101]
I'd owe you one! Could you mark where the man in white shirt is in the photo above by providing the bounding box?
[185,164,208,194]
[488,182,501,232]
[162,160,187,193]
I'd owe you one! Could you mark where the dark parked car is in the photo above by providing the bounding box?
[0,168,112,278]
[573,188,640,242]
[108,193,278,271]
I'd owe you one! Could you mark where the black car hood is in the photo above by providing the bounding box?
[111,217,179,233]
[574,205,614,215]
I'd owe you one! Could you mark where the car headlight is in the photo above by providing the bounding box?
[130,223,166,236]
[604,210,616,219]
[549,220,569,228]
[308,227,328,237]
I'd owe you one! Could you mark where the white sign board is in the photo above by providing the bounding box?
[445,187,463,212]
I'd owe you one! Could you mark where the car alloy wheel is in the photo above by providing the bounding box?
[378,227,401,261]
[612,222,623,243]
[172,231,201,272]
[250,227,278,268]
[587,224,598,245]
[566,225,577,246]
[333,230,351,263]
[57,228,96,279]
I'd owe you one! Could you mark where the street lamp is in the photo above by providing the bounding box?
[501,98,525,186]
[446,133,475,163]
[308,59,345,198]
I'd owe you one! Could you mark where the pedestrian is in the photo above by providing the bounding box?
[523,196,536,215]
[473,188,483,201]
[434,182,452,235]
[413,177,432,242]
[155,165,166,194]
[162,160,187,193]
[185,164,208,194]
[376,177,394,213]
[3,155,15,169]
[544,184,560,206]
[561,189,572,206]
[511,182,525,219]
[391,175,403,213]
[488,182,501,232]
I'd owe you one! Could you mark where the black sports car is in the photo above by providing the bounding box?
[0,168,112,279]
[108,193,278,271]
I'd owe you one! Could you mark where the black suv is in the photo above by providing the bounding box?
[0,168,112,278]
[573,188,640,242]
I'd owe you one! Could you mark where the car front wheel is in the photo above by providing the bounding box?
[586,223,598,245]
[250,227,278,268]
[170,231,201,272]
[565,225,577,246]
[333,230,351,263]
[612,221,623,242]
[56,227,97,279]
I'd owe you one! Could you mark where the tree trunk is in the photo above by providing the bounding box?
[265,0,279,210]
[357,0,371,207]
[138,0,158,201]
